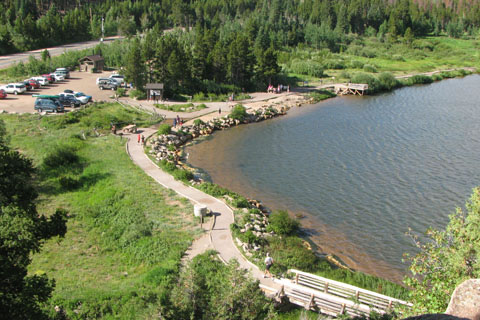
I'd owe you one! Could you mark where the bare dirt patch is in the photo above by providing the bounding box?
[0,71,122,114]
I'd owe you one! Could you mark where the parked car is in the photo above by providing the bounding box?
[42,74,55,83]
[96,77,111,85]
[34,98,64,113]
[60,91,91,105]
[50,73,65,81]
[31,76,49,86]
[55,68,70,79]
[0,83,27,95]
[24,79,41,89]
[98,79,118,90]
[33,94,81,108]
[0,89,7,99]
[109,74,126,87]
[59,95,81,107]
[22,80,33,91]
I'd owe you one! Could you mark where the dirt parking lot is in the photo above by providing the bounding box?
[0,71,122,114]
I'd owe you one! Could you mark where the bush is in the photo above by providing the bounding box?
[351,73,381,93]
[129,89,146,100]
[157,124,171,135]
[43,145,80,170]
[349,60,364,69]
[172,169,193,182]
[193,119,205,126]
[267,236,318,273]
[363,64,378,73]
[308,90,336,102]
[403,74,433,86]
[267,210,299,236]
[378,72,401,91]
[116,88,126,97]
[229,105,248,122]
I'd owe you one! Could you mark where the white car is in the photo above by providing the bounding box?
[0,83,27,95]
[31,77,49,86]
[109,74,126,87]
[50,73,65,81]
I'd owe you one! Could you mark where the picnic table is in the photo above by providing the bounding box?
[123,124,137,133]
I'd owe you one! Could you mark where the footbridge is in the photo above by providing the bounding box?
[267,269,411,317]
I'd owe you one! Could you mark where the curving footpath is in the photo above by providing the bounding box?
[126,128,281,293]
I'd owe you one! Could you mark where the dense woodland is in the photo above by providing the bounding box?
[2,0,480,54]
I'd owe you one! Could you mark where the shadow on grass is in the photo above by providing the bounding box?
[38,172,111,196]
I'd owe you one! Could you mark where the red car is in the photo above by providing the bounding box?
[25,79,41,89]
[42,74,55,83]
[0,89,7,99]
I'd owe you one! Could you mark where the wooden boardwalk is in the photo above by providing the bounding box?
[272,269,411,317]
[333,83,369,95]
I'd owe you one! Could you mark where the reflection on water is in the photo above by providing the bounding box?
[185,75,480,283]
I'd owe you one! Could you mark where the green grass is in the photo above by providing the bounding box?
[154,102,207,113]
[2,103,202,319]
[283,36,479,86]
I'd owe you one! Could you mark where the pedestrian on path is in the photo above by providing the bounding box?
[137,134,141,144]
[141,135,145,145]
[218,107,221,114]
[263,253,274,278]
[173,118,177,127]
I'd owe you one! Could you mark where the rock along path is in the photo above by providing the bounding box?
[126,128,281,293]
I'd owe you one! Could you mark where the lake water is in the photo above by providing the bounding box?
[185,75,480,283]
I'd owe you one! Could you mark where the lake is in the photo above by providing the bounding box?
[185,75,480,283]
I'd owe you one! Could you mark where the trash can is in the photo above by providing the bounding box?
[194,204,207,217]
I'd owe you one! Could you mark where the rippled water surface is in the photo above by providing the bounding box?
[185,75,480,282]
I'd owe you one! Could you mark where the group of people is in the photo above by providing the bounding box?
[173,115,184,127]
[137,134,145,145]
[267,84,290,94]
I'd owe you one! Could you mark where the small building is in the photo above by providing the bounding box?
[79,55,105,72]
[145,83,164,101]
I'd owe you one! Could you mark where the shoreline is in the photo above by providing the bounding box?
[148,69,476,284]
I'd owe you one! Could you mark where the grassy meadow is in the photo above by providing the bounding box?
[2,103,203,318]
[280,36,480,87]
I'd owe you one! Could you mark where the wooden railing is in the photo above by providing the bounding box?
[276,279,375,317]
[287,269,412,312]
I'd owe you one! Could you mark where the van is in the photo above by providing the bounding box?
[55,68,70,79]
[109,74,126,87]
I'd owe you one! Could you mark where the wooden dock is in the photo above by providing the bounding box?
[333,83,369,95]
[271,269,411,318]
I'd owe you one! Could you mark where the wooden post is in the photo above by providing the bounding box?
[340,303,346,314]
[324,282,329,293]
[305,293,314,310]
[295,273,299,284]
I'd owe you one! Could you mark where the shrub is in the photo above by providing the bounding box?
[267,236,318,273]
[349,60,364,69]
[363,64,378,73]
[267,210,299,236]
[193,119,205,127]
[403,74,433,86]
[129,89,146,100]
[157,124,171,135]
[172,169,193,182]
[231,195,249,208]
[351,73,381,93]
[116,88,126,97]
[229,105,247,122]
[43,145,80,170]
[322,59,345,69]
[378,72,401,91]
